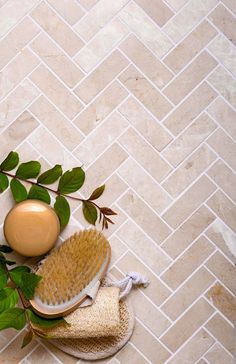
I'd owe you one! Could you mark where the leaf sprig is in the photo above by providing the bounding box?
[0,151,117,229]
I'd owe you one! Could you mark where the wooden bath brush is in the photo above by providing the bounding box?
[30,230,111,318]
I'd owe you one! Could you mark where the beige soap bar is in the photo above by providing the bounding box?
[4,200,60,257]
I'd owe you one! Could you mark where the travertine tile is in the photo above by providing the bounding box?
[30,65,83,119]
[161,237,214,289]
[164,21,217,73]
[116,343,148,364]
[163,52,217,104]
[47,0,84,25]
[165,0,188,11]
[207,283,236,324]
[118,97,172,151]
[161,298,214,352]
[78,0,98,10]
[209,4,236,46]
[208,34,236,76]
[205,314,234,354]
[207,129,236,170]
[30,33,84,88]
[75,50,128,103]
[118,190,171,244]
[207,160,236,202]
[118,128,172,181]
[27,345,59,364]
[208,66,236,108]
[119,2,173,58]
[109,235,127,267]
[162,113,216,167]
[95,173,128,207]
[119,65,172,120]
[31,1,84,56]
[43,341,78,364]
[207,98,236,139]
[207,190,236,232]
[162,176,216,229]
[205,343,234,364]
[135,0,173,27]
[74,81,128,134]
[163,82,217,135]
[222,0,236,14]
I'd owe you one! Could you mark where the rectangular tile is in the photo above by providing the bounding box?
[165,0,188,10]
[207,283,236,324]
[135,0,173,27]
[162,176,216,229]
[208,66,236,108]
[205,343,234,364]
[163,52,217,104]
[208,34,236,77]
[209,4,236,45]
[27,345,59,364]
[207,129,236,171]
[47,0,84,25]
[205,314,234,354]
[207,98,236,139]
[119,65,172,120]
[116,343,148,364]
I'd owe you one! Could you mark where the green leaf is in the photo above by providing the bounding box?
[16,161,41,179]
[0,287,19,313]
[37,164,62,185]
[54,196,70,229]
[58,167,85,194]
[10,179,28,203]
[0,173,9,193]
[27,309,66,329]
[21,330,34,348]
[0,307,26,331]
[0,245,13,253]
[82,201,97,225]
[89,185,105,200]
[28,185,51,204]
[0,151,19,171]
[0,265,7,289]
[9,267,42,300]
[9,266,30,286]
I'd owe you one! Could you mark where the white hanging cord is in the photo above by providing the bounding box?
[108,272,150,299]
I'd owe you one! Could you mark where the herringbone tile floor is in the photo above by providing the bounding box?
[0,0,235,363]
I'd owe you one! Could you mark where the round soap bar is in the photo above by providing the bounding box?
[4,200,60,257]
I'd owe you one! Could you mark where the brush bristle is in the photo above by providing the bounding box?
[35,230,109,305]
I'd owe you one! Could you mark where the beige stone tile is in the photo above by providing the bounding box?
[135,0,173,26]
[30,65,82,119]
[164,20,217,73]
[103,206,127,239]
[0,17,39,70]
[0,48,39,99]
[163,145,216,197]
[74,112,127,166]
[162,113,216,167]
[131,320,170,364]
[30,33,84,88]
[0,0,39,37]
[161,236,214,289]
[163,52,217,104]
[119,128,172,182]
[162,267,215,320]
[74,81,128,134]
[31,1,84,56]
[95,173,128,207]
[206,251,236,295]
[116,252,171,306]
[119,2,172,58]
[118,190,171,244]
[75,19,128,73]
[162,176,216,229]
[116,343,148,364]
[197,359,208,364]
[167,329,214,364]
[209,4,236,46]
[0,329,18,351]
[78,0,98,10]
[29,96,83,151]
[208,34,236,77]
[207,129,236,170]
[205,314,234,354]
[119,65,172,120]
[161,298,214,352]
[207,283,236,324]
[118,97,172,151]
[0,80,39,128]
[205,343,234,364]
[119,35,173,89]
[109,235,127,267]
[75,0,129,41]
[75,50,128,103]
[163,82,217,135]
[208,66,236,108]
[27,345,59,364]
[118,158,171,213]
[165,0,188,11]
[117,220,171,275]
[222,0,236,14]
[163,0,218,43]
[207,190,236,233]
[162,205,215,259]
[47,0,84,25]
[207,160,236,202]
[43,341,78,364]
[207,98,236,139]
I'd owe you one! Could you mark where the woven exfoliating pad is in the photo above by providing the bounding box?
[47,299,135,360]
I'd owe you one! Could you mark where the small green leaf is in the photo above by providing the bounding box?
[10,179,28,203]
[54,196,70,229]
[0,151,19,171]
[58,167,85,194]
[0,173,9,193]
[28,185,51,204]
[9,266,30,286]
[27,309,66,329]
[16,161,41,179]
[37,164,62,185]
[0,245,13,253]
[21,330,34,348]
[0,287,19,313]
[89,185,105,200]
[82,201,98,225]
[9,267,42,300]
[0,307,26,331]
[0,265,7,289]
